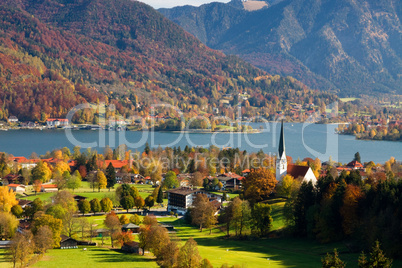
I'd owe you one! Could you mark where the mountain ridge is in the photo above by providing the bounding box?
[159,0,402,96]
[0,0,336,121]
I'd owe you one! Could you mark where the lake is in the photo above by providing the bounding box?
[0,122,400,164]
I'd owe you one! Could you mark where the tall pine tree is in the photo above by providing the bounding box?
[106,162,116,191]
[157,186,164,205]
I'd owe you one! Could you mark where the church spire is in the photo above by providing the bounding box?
[278,120,285,158]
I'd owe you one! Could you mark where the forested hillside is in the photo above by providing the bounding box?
[0,0,336,122]
[160,0,402,96]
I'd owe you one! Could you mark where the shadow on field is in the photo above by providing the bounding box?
[160,218,361,268]
[0,250,8,263]
[89,248,155,264]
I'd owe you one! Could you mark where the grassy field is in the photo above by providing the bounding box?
[4,194,401,267]
[157,216,359,268]
[19,183,166,204]
[32,247,157,268]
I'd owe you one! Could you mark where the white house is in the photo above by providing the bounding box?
[8,116,18,123]
[8,184,26,193]
[46,118,69,128]
[167,187,222,215]
[41,184,58,192]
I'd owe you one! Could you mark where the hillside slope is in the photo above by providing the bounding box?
[0,0,336,122]
[160,0,402,95]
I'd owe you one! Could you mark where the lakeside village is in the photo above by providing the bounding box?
[0,122,401,267]
[0,98,401,140]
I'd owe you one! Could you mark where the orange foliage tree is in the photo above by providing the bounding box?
[242,168,277,205]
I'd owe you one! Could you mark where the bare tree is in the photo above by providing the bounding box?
[7,231,34,268]
[77,217,89,240]
[191,194,216,232]
[34,226,53,255]
[87,173,97,192]
[104,212,121,248]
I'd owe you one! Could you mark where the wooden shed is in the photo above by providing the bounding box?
[60,235,78,249]
[121,223,140,233]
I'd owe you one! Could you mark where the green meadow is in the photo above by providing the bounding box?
[0,247,157,268]
[4,191,401,267]
[19,183,167,205]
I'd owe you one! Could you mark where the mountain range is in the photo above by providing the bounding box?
[160,0,402,96]
[0,0,336,121]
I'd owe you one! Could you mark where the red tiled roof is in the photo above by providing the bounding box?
[346,161,364,168]
[219,172,242,178]
[287,164,310,179]
[98,160,130,169]
[12,157,28,163]
[41,184,58,188]
[47,118,69,122]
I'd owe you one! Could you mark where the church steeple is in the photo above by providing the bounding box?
[276,120,287,181]
[278,120,285,158]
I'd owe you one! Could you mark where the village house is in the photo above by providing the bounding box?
[121,223,140,233]
[346,160,364,170]
[8,184,26,193]
[116,173,141,183]
[97,160,132,172]
[46,118,69,128]
[18,199,32,209]
[216,173,244,190]
[60,235,78,249]
[2,174,25,185]
[177,173,193,187]
[11,157,38,169]
[41,184,58,192]
[167,187,222,215]
[335,160,365,175]
[8,116,18,123]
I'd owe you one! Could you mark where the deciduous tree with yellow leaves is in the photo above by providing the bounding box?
[0,186,18,212]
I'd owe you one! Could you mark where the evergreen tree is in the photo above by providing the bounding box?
[322,249,346,268]
[188,159,195,173]
[144,142,150,155]
[106,162,116,191]
[354,152,361,163]
[358,241,392,268]
[157,186,164,205]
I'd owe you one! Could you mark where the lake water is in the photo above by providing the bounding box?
[0,123,400,164]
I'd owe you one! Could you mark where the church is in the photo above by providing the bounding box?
[276,121,317,184]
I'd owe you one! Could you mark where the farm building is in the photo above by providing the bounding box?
[60,235,78,249]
